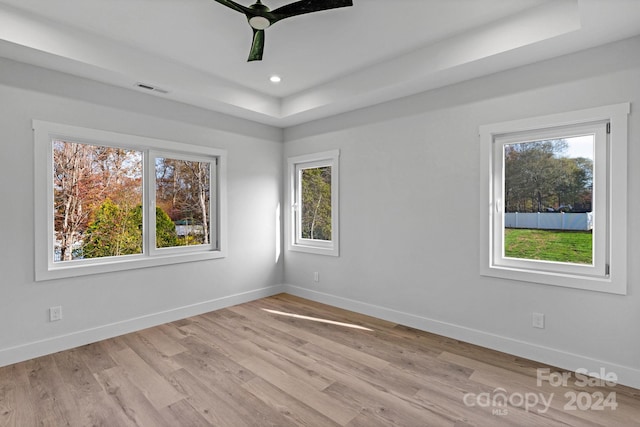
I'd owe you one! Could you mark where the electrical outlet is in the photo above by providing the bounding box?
[532,312,545,329]
[313,272,319,282]
[50,306,63,322]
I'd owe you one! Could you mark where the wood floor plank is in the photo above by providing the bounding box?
[24,355,79,426]
[94,366,171,427]
[168,362,298,427]
[120,332,184,377]
[176,321,250,362]
[235,337,336,391]
[156,322,190,342]
[166,368,257,427]
[136,326,188,357]
[0,364,36,427]
[175,334,256,384]
[211,306,310,349]
[76,341,118,373]
[323,380,455,426]
[242,376,341,427]
[109,348,185,409]
[50,348,135,427]
[71,382,139,427]
[293,343,461,425]
[188,311,248,344]
[52,348,104,399]
[158,399,212,427]
[238,355,360,425]
[0,294,638,426]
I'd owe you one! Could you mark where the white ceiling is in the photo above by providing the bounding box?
[1,0,639,127]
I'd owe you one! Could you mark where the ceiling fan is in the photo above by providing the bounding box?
[212,0,353,61]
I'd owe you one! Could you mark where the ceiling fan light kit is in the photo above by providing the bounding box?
[212,0,354,61]
[249,16,271,30]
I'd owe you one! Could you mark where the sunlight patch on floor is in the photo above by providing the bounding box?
[261,308,373,331]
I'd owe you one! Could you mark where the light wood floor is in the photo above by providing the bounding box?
[1,294,639,426]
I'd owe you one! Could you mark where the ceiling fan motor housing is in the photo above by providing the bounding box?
[248,1,271,29]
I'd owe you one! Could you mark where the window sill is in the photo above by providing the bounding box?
[289,243,339,257]
[480,264,625,295]
[36,250,226,281]
[35,251,226,282]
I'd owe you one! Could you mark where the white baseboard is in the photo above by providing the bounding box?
[0,284,285,368]
[284,284,640,390]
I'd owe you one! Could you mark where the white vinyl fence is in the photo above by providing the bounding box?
[504,212,593,231]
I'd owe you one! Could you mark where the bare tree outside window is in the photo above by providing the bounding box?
[53,140,142,261]
[300,166,332,241]
[155,157,212,247]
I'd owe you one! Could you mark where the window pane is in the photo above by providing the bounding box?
[503,135,594,264]
[53,140,143,262]
[300,166,332,241]
[155,157,211,248]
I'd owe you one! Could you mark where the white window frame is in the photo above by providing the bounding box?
[479,103,629,294]
[287,150,339,256]
[34,120,227,281]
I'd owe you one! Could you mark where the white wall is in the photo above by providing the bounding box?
[283,36,640,388]
[0,58,285,365]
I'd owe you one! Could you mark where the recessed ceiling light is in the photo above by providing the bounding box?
[269,75,282,84]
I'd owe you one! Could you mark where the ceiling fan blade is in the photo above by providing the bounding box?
[248,28,265,61]
[211,0,251,15]
[211,0,352,61]
[269,0,353,23]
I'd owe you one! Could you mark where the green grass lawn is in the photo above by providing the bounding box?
[504,228,593,264]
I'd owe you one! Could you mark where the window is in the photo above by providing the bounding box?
[34,121,227,281]
[152,153,214,252]
[288,150,339,256]
[479,103,629,294]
